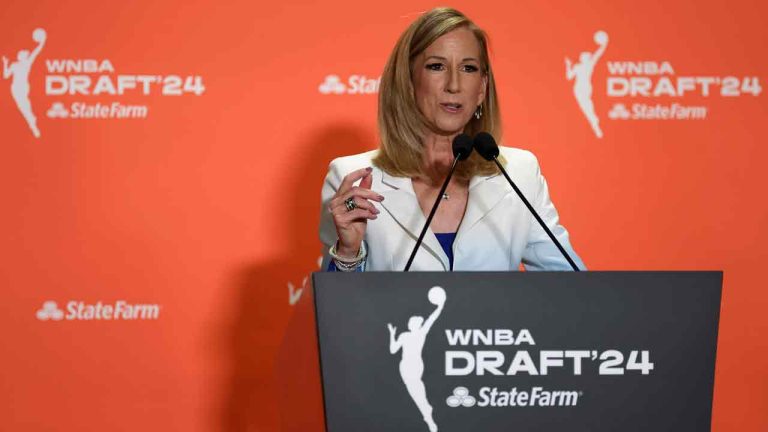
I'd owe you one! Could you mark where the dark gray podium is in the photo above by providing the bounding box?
[312,271,722,432]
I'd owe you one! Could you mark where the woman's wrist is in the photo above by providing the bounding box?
[329,241,367,272]
[336,243,360,260]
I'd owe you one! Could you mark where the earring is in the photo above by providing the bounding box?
[474,105,483,120]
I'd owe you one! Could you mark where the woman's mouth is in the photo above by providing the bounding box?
[440,102,463,114]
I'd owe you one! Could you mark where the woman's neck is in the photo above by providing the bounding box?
[419,132,459,186]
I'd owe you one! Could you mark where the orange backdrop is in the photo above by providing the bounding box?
[1,0,766,430]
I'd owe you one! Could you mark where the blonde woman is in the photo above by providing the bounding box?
[320,7,584,272]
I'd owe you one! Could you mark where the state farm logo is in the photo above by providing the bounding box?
[2,27,206,138]
[47,102,69,118]
[36,300,161,321]
[446,386,476,408]
[318,74,380,95]
[565,30,763,137]
[446,386,581,408]
[608,103,630,120]
[36,301,64,321]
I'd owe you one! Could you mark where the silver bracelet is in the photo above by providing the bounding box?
[329,241,367,272]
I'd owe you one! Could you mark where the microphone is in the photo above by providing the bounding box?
[473,132,581,271]
[404,133,473,271]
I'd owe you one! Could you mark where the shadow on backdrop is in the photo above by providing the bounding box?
[218,124,373,431]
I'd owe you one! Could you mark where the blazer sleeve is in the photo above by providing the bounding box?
[319,159,343,271]
[520,155,586,271]
[318,157,368,272]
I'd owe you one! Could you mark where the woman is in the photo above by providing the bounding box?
[320,7,584,272]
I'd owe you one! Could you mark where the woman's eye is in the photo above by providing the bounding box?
[462,64,479,73]
[426,63,445,71]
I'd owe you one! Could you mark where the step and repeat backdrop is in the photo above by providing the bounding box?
[1,0,766,430]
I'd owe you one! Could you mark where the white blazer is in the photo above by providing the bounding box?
[319,147,585,271]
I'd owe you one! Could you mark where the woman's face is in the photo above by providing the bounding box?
[412,27,487,136]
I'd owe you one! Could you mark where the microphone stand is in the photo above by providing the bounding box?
[489,156,580,272]
[404,156,460,272]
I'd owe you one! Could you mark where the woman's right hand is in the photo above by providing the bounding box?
[327,166,384,258]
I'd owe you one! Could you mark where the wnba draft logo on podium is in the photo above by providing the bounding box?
[565,30,762,138]
[387,286,446,432]
[2,27,207,138]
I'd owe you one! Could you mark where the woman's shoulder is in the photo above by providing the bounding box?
[498,145,540,173]
[324,150,380,186]
[328,149,380,173]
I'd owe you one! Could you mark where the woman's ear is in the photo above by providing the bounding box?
[478,73,488,106]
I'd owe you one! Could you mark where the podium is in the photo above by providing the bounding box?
[312,271,721,432]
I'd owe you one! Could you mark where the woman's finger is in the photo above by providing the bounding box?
[344,197,379,214]
[360,172,373,190]
[343,186,384,202]
[338,167,372,194]
[329,188,383,214]
[335,208,378,224]
[331,197,380,216]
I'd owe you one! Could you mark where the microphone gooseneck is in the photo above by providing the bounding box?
[474,132,581,271]
[404,134,473,271]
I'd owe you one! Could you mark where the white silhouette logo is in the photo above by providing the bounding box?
[47,102,69,118]
[287,277,306,306]
[318,75,346,94]
[388,286,446,432]
[566,30,608,138]
[287,256,322,306]
[608,103,631,120]
[2,28,46,138]
[36,301,64,321]
[446,386,476,408]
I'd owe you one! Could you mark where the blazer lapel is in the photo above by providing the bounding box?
[456,173,511,245]
[376,171,449,270]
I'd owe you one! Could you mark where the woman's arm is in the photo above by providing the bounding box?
[319,156,380,272]
[518,152,586,271]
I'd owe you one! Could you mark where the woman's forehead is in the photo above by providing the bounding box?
[421,28,481,60]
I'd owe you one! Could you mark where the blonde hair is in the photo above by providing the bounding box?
[373,7,503,180]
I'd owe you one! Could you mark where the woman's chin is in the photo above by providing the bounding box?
[427,120,470,138]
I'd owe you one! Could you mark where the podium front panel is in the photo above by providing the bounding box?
[313,271,721,432]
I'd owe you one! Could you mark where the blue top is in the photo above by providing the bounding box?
[328,232,457,271]
[434,232,457,270]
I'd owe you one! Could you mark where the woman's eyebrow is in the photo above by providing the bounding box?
[424,55,479,62]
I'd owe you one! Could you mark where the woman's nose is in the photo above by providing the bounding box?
[445,68,460,93]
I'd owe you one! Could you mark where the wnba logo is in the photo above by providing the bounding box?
[387,286,446,432]
[565,30,608,139]
[2,28,46,138]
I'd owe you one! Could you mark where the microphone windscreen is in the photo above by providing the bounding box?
[452,133,473,160]
[473,132,499,160]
